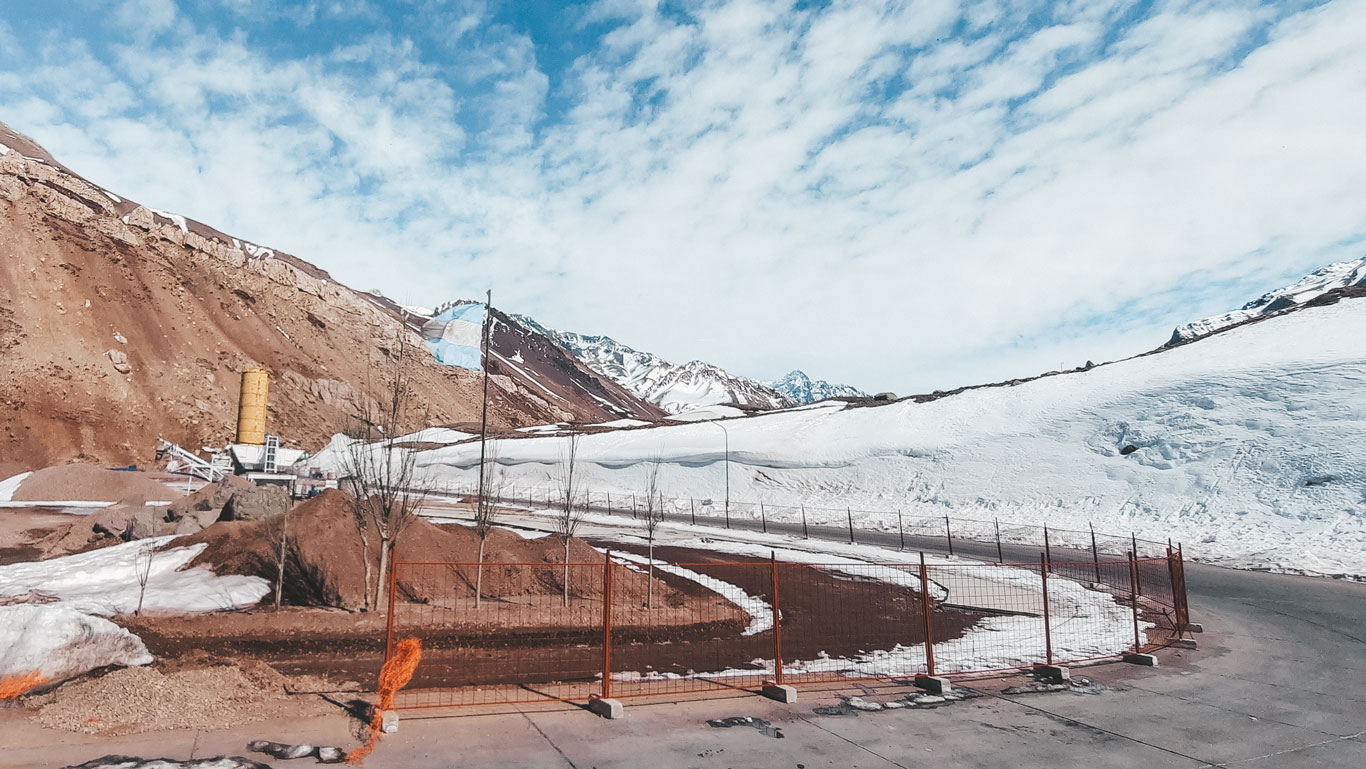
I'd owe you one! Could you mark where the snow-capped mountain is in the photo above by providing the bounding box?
[395,291,1366,579]
[511,315,795,414]
[768,370,867,404]
[1169,256,1366,344]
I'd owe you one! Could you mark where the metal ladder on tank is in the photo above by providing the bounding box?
[263,434,280,473]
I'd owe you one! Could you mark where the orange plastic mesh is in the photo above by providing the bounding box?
[346,638,422,765]
[0,671,48,700]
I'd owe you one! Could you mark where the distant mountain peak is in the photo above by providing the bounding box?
[511,315,795,414]
[1170,256,1366,344]
[769,369,867,404]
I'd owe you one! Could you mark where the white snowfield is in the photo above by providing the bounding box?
[0,537,270,616]
[314,298,1366,579]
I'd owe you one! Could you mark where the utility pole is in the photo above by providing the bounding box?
[711,421,730,528]
[476,290,493,517]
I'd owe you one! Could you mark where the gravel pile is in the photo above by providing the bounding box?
[36,662,328,736]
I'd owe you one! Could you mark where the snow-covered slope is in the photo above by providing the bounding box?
[1170,256,1366,344]
[340,294,1366,578]
[511,314,795,414]
[768,370,867,404]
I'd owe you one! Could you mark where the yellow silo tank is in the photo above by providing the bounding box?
[236,368,270,445]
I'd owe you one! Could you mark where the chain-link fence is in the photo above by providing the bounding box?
[386,548,1190,710]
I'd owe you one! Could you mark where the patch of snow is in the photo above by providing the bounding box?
[0,471,32,502]
[397,427,475,445]
[101,189,122,204]
[0,537,270,616]
[0,604,152,688]
[0,142,10,155]
[588,418,651,429]
[147,207,188,234]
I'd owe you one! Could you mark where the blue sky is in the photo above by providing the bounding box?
[0,0,1362,393]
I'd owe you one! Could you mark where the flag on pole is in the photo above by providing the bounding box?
[421,302,486,370]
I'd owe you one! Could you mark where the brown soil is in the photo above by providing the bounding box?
[120,542,986,696]
[0,121,660,471]
[0,508,74,565]
[9,465,181,502]
[180,490,684,611]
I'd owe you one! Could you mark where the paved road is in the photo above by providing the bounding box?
[4,511,1364,768]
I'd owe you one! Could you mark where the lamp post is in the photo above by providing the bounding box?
[709,420,730,528]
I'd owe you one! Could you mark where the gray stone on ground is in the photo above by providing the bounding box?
[221,485,290,522]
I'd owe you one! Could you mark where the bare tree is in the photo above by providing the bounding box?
[133,542,155,616]
[342,330,433,611]
[553,433,586,607]
[473,440,506,608]
[261,503,291,609]
[642,455,666,608]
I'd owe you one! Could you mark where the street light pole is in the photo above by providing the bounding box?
[709,420,730,528]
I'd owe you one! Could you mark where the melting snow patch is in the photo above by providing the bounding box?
[147,208,188,233]
[605,548,773,635]
[0,603,152,689]
[0,537,270,616]
[0,471,32,501]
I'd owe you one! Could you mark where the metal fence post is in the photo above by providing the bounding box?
[801,505,809,539]
[631,494,637,519]
[847,508,855,545]
[1040,553,1053,666]
[690,497,696,527]
[1043,525,1051,571]
[606,491,611,515]
[770,552,784,685]
[602,550,614,700]
[1132,534,1143,595]
[994,518,1003,563]
[944,515,954,557]
[919,552,935,676]
[1128,551,1141,654]
[1089,521,1101,582]
[761,502,767,534]
[897,509,905,550]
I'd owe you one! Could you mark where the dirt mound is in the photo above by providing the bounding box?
[166,475,252,532]
[183,490,678,610]
[32,659,328,736]
[9,465,178,503]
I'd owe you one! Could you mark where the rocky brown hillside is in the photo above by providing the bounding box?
[0,121,659,470]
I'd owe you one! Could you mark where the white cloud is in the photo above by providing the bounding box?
[0,0,1362,394]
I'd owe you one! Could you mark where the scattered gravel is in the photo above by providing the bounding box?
[35,662,329,736]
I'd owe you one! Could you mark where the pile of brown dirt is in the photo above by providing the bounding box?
[10,465,179,503]
[183,489,679,611]
[32,659,329,736]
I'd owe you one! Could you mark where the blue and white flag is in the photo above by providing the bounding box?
[421,302,486,370]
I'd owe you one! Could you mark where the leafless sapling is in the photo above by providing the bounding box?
[553,433,586,607]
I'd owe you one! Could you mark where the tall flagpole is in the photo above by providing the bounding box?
[477,290,492,515]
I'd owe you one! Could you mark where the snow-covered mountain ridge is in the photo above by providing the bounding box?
[510,314,797,414]
[1170,256,1366,344]
[768,370,867,403]
[376,292,1366,579]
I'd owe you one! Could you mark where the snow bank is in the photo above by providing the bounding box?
[0,537,270,615]
[0,471,31,501]
[0,604,151,689]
